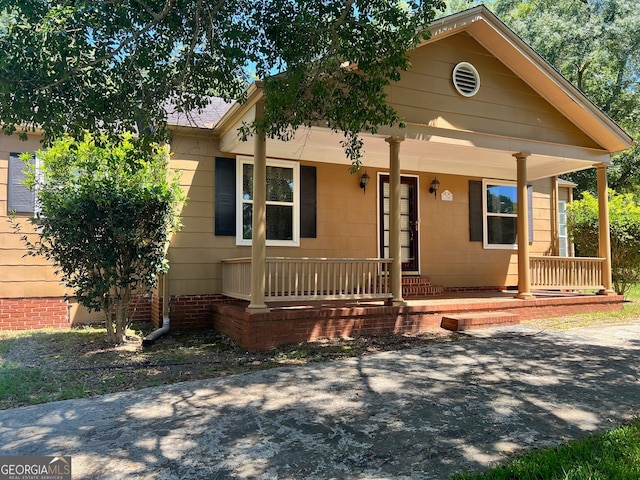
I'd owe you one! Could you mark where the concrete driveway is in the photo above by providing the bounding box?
[1,323,639,479]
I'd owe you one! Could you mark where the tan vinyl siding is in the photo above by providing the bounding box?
[418,173,519,287]
[390,32,600,149]
[530,178,553,255]
[167,133,231,296]
[559,186,572,202]
[0,135,69,299]
[170,136,561,293]
[1,130,566,302]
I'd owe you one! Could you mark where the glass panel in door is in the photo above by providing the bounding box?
[380,176,419,272]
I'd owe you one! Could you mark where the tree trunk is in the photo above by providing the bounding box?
[114,299,127,344]
[102,299,118,344]
[102,295,128,344]
[113,286,132,344]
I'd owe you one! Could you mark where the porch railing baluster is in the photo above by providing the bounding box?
[529,256,605,290]
[225,256,603,302]
[222,257,395,301]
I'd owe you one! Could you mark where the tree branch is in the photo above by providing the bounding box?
[40,0,178,93]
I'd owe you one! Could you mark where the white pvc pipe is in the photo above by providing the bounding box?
[143,271,170,345]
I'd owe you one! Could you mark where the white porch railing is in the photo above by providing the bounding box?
[530,256,605,290]
[222,257,393,301]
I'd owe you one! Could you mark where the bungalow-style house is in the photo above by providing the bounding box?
[0,6,633,350]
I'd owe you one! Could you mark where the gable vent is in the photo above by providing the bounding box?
[452,62,480,97]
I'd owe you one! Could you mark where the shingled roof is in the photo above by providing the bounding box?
[166,97,235,129]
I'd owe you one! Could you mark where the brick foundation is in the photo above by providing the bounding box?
[0,297,70,330]
[152,294,230,330]
[0,295,153,330]
[212,293,625,352]
[128,295,153,324]
[0,293,235,331]
[1,290,625,343]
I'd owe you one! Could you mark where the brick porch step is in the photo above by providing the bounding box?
[402,277,444,297]
[441,311,520,331]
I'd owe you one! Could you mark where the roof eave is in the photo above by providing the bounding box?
[212,5,634,155]
[214,81,264,137]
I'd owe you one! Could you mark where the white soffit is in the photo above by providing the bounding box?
[221,123,608,181]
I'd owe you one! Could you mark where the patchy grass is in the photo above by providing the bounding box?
[626,284,640,301]
[2,290,640,411]
[0,325,460,410]
[451,419,640,480]
[522,287,640,331]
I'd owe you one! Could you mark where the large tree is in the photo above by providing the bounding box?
[0,0,445,166]
[487,0,640,195]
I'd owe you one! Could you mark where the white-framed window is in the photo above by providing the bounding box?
[7,152,38,214]
[236,157,300,247]
[483,179,518,249]
[558,200,569,256]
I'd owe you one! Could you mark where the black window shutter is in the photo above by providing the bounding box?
[469,180,483,242]
[215,157,236,236]
[300,165,317,238]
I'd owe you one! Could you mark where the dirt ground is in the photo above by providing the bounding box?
[0,324,463,409]
[2,310,636,410]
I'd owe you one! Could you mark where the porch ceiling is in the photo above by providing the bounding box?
[220,122,610,181]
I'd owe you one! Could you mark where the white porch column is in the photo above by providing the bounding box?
[514,152,534,300]
[247,96,270,313]
[596,164,615,295]
[386,136,406,306]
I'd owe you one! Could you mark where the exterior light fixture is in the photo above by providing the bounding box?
[359,171,370,194]
[429,176,440,198]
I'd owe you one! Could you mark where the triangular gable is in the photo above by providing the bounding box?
[391,30,602,150]
[423,5,632,153]
[212,5,633,181]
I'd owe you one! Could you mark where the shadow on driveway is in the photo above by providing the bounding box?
[0,324,639,479]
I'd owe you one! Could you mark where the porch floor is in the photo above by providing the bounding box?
[263,289,599,308]
[212,290,625,352]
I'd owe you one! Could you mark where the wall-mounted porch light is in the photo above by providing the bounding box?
[429,176,440,198]
[359,171,370,194]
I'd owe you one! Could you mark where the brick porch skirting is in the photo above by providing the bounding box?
[152,294,230,330]
[212,293,625,352]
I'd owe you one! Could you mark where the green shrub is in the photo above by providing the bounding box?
[567,190,640,295]
[13,134,185,344]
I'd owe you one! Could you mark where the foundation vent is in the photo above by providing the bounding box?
[453,62,480,97]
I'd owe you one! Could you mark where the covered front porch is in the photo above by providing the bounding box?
[216,254,622,351]
[220,128,618,313]
[211,89,624,352]
[217,79,621,317]
[207,7,634,350]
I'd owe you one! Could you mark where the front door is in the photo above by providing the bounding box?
[379,175,419,273]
